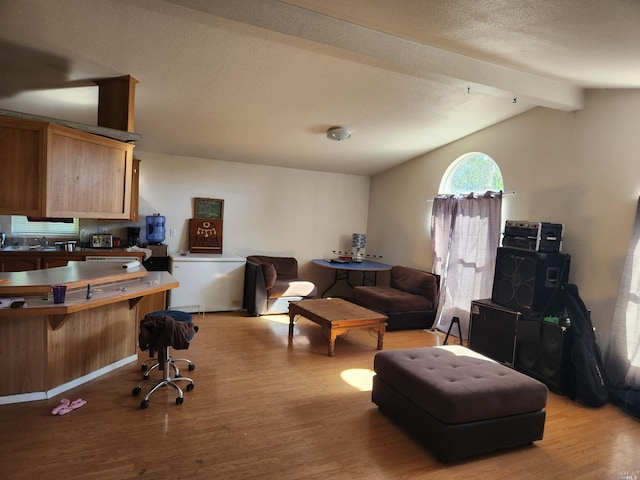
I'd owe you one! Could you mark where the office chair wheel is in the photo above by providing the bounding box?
[188,364,195,371]
[176,396,184,405]
[132,386,142,395]
[141,364,148,372]
[140,399,150,409]
[186,383,194,392]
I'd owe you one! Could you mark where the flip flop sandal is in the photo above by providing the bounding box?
[56,398,87,416]
[51,398,70,415]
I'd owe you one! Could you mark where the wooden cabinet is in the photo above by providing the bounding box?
[129,158,141,221]
[0,117,46,216]
[0,255,41,272]
[41,255,71,269]
[0,251,144,272]
[0,253,69,271]
[0,116,134,219]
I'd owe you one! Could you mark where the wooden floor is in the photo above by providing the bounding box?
[1,311,638,479]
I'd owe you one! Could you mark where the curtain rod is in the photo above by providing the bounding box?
[426,191,515,202]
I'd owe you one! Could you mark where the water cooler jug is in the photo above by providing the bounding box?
[145,214,166,245]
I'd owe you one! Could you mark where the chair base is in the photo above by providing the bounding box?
[141,355,195,379]
[133,347,195,409]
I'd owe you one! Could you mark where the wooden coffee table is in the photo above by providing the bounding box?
[288,298,388,356]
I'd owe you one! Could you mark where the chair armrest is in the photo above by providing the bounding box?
[243,260,268,316]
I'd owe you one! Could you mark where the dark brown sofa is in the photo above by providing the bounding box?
[372,345,548,462]
[352,265,440,331]
[243,255,317,316]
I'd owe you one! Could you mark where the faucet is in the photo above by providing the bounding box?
[32,237,48,248]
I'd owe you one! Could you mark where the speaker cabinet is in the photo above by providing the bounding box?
[492,247,570,315]
[469,299,519,367]
[515,319,572,394]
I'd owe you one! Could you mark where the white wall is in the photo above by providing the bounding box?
[1,152,370,298]
[368,89,640,351]
[132,153,370,287]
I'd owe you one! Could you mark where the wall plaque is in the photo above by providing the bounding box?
[189,218,223,253]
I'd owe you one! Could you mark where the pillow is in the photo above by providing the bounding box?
[261,263,277,289]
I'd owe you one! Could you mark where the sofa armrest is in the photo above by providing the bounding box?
[390,266,439,303]
[243,259,268,316]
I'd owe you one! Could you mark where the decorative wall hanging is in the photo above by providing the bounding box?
[194,198,224,219]
[189,218,223,253]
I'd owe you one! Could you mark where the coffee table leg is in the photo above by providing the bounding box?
[376,326,385,350]
[288,313,296,336]
[327,328,338,356]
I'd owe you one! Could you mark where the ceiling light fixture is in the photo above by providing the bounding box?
[327,126,351,141]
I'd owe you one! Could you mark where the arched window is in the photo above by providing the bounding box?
[431,151,504,339]
[439,152,503,194]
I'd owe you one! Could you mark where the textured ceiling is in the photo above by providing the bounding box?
[0,0,639,175]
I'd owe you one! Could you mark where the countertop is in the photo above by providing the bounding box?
[0,246,141,254]
[0,261,147,296]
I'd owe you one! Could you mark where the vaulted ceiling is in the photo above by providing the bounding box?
[1,0,639,175]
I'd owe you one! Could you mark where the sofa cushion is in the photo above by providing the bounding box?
[268,279,317,299]
[374,346,548,424]
[353,286,433,312]
[261,263,277,289]
[271,257,298,279]
[390,266,437,299]
[248,255,298,279]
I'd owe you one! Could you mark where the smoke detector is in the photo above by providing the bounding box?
[326,126,351,141]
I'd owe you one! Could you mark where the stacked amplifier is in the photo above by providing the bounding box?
[468,219,573,393]
[502,220,563,253]
[492,220,569,316]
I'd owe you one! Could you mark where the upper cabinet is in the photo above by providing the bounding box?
[0,116,45,216]
[0,75,141,220]
[0,115,134,219]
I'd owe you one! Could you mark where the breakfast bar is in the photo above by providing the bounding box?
[0,262,178,404]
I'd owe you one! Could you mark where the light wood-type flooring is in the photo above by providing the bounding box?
[1,312,638,479]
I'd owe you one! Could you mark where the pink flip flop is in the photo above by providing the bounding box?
[56,398,87,416]
[51,398,70,415]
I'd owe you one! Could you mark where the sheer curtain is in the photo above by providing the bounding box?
[604,197,640,388]
[430,192,502,340]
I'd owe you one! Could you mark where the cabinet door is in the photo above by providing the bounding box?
[129,158,140,221]
[45,124,134,219]
[42,257,70,269]
[0,117,45,215]
[0,256,41,272]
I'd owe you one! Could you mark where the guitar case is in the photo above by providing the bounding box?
[561,283,609,407]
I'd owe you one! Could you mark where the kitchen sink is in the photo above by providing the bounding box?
[1,245,59,252]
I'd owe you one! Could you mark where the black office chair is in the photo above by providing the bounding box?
[132,310,197,409]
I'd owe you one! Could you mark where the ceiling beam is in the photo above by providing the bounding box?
[161,0,584,111]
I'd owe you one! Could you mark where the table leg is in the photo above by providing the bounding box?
[376,325,385,350]
[321,270,341,297]
[327,328,338,356]
[288,312,296,336]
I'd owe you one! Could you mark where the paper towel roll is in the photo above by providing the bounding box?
[122,260,141,269]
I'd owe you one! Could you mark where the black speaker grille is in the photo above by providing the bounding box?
[491,247,570,315]
[515,320,571,394]
[518,257,537,282]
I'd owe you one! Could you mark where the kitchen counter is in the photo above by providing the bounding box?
[0,264,178,404]
[0,260,147,296]
[0,248,144,273]
[0,246,142,253]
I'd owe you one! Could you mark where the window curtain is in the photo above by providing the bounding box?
[430,192,502,340]
[604,197,640,388]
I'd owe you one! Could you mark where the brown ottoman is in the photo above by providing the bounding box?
[372,345,548,462]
